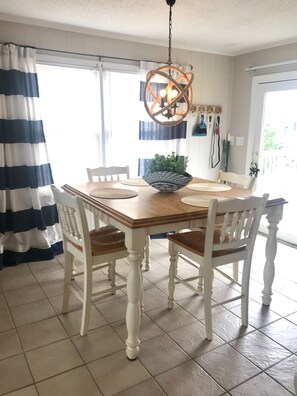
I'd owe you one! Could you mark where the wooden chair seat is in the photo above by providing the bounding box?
[70,225,126,255]
[168,230,246,257]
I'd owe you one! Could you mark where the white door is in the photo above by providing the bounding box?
[247,72,297,245]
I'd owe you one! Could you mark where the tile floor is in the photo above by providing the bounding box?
[0,235,297,396]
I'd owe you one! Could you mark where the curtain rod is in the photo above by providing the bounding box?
[1,41,155,64]
[246,59,297,71]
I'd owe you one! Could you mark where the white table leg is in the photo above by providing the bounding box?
[125,249,142,359]
[144,235,151,271]
[262,205,283,305]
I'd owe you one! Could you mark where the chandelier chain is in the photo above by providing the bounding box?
[168,4,173,66]
[143,0,194,126]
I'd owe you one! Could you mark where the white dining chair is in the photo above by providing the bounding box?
[86,165,130,183]
[86,165,151,271]
[218,170,255,190]
[51,185,128,336]
[217,170,256,282]
[167,194,268,340]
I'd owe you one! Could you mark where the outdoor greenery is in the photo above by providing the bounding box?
[263,127,280,151]
[145,152,189,175]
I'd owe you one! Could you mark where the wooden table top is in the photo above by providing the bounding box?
[62,177,287,229]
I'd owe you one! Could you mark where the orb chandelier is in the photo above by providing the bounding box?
[144,0,194,126]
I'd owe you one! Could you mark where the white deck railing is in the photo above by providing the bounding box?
[260,149,297,175]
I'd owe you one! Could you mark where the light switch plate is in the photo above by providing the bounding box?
[236,136,244,146]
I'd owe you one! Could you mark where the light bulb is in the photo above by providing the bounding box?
[160,88,167,98]
[169,88,178,99]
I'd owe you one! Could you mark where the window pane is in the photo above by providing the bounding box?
[103,71,139,176]
[37,64,102,187]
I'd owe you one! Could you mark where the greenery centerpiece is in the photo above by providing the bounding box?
[143,152,192,192]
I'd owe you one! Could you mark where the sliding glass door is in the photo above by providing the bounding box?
[248,72,297,245]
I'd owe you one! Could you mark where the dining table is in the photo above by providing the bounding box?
[62,177,287,360]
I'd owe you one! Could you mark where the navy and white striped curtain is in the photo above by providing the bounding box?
[0,43,63,269]
[138,61,189,175]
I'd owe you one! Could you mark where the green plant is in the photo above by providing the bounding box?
[145,152,189,175]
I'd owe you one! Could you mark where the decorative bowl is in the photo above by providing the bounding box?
[143,171,192,192]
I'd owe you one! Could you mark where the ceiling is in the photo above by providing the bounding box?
[1,0,297,56]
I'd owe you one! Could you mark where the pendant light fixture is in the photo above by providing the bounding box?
[144,0,194,126]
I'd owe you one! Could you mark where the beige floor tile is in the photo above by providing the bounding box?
[0,308,14,332]
[266,354,297,394]
[71,325,125,363]
[142,285,168,312]
[168,321,225,358]
[146,304,197,332]
[92,289,126,305]
[229,372,292,396]
[10,299,56,327]
[286,311,297,325]
[155,360,224,396]
[229,299,281,329]
[114,378,166,396]
[95,295,128,323]
[0,265,37,292]
[0,329,22,360]
[88,350,150,396]
[54,254,65,267]
[142,259,169,284]
[25,339,83,382]
[112,313,164,342]
[17,317,68,351]
[29,261,65,298]
[177,294,225,320]
[153,278,199,301]
[195,344,260,390]
[244,279,265,300]
[211,284,242,307]
[0,355,33,395]
[0,239,296,396]
[202,310,255,342]
[230,330,291,369]
[48,291,83,314]
[256,291,297,317]
[138,333,190,376]
[36,366,102,396]
[4,284,45,308]
[59,305,108,336]
[5,385,38,396]
[39,278,65,298]
[28,260,63,282]
[0,293,7,310]
[260,317,297,352]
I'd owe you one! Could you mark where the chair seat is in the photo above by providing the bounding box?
[90,226,126,255]
[70,225,126,255]
[168,229,246,257]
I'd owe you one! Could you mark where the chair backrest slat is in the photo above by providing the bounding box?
[86,166,130,183]
[51,185,92,254]
[208,194,269,254]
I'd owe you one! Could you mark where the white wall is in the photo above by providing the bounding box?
[0,21,233,180]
